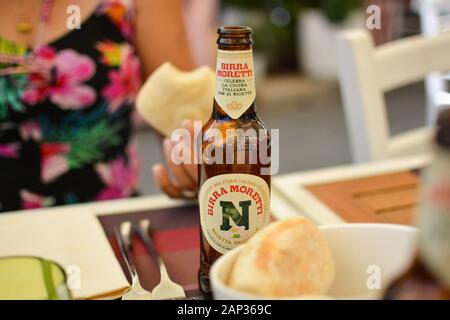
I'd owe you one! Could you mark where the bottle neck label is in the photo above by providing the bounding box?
[418,147,450,287]
[199,173,270,254]
[214,49,256,119]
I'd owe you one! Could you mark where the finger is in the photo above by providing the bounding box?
[180,138,198,183]
[163,139,197,191]
[152,164,183,198]
[181,162,198,185]
[181,119,195,142]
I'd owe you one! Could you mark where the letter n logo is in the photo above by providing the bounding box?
[219,200,250,231]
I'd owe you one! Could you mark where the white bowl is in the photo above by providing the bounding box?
[210,223,418,300]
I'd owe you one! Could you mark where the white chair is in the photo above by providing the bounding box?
[337,29,450,163]
[415,0,450,125]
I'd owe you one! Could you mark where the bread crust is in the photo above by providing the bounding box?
[228,217,335,297]
[136,63,214,136]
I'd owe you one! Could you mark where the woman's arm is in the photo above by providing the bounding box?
[134,0,198,198]
[134,0,196,77]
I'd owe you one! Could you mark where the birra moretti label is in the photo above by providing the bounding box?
[215,49,256,119]
[199,174,270,254]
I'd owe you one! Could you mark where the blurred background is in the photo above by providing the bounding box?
[137,0,446,194]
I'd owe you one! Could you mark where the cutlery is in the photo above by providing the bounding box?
[114,221,153,300]
[136,219,186,300]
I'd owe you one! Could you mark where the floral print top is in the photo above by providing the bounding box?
[0,0,142,212]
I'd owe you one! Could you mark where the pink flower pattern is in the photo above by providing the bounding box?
[0,0,142,211]
[96,143,140,200]
[20,121,42,141]
[96,0,134,40]
[40,143,70,183]
[20,190,55,210]
[102,48,141,113]
[22,47,97,109]
[0,143,19,158]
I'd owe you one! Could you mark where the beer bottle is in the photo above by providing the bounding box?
[198,26,271,295]
[384,109,450,300]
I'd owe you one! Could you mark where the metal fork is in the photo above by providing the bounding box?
[135,219,186,300]
[114,221,153,300]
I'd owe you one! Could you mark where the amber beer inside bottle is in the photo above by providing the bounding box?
[198,26,271,295]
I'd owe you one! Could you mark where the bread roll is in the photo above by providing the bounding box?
[228,217,335,297]
[136,62,215,136]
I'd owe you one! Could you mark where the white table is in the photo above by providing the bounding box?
[6,190,296,222]
[6,154,430,225]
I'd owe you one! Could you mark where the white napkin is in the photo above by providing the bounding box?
[0,208,129,299]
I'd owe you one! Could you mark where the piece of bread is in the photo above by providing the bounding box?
[136,62,215,136]
[228,217,335,297]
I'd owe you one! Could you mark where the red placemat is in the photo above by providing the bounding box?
[97,204,203,299]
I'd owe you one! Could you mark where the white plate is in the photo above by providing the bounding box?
[210,223,418,300]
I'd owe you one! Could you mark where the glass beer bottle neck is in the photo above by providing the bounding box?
[213,26,256,121]
[213,47,256,120]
